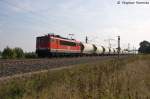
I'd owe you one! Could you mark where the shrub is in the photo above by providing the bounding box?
[2,47,16,59]
[14,47,24,58]
[2,47,25,59]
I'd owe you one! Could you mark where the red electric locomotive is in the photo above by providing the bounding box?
[36,34,81,57]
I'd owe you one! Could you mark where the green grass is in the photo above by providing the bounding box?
[0,55,150,99]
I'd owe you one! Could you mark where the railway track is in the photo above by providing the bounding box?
[0,56,129,78]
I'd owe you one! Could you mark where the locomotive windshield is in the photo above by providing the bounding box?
[36,36,49,48]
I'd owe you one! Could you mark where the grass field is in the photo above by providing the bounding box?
[0,55,150,99]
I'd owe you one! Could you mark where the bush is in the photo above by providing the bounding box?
[2,47,25,59]
[2,46,38,59]
[14,47,24,58]
[25,52,38,58]
[2,47,16,59]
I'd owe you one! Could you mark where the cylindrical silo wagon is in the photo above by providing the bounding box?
[103,47,110,55]
[95,45,105,55]
[81,43,96,55]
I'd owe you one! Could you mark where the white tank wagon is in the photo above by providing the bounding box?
[123,50,129,54]
[95,45,105,55]
[120,49,124,54]
[81,43,96,54]
[125,51,129,54]
[113,48,118,54]
[128,51,134,54]
[109,48,114,54]
[103,47,110,54]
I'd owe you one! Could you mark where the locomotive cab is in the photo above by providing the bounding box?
[36,35,50,57]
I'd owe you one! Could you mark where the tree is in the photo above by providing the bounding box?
[14,47,24,58]
[2,47,16,59]
[138,40,150,54]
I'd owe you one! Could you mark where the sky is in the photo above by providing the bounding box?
[0,0,150,52]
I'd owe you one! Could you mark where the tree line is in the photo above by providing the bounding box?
[0,47,37,59]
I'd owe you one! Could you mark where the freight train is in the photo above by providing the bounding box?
[36,34,129,57]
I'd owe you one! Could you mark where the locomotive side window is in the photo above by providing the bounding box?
[60,40,76,46]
